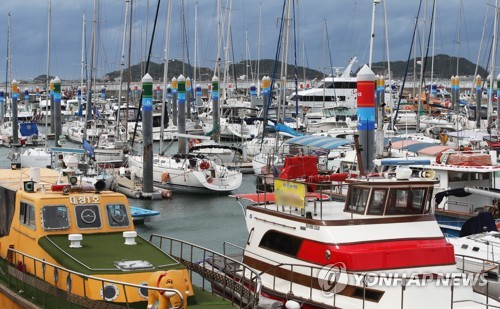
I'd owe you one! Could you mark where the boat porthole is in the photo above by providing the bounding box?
[325,249,331,261]
[100,283,119,301]
[138,282,149,299]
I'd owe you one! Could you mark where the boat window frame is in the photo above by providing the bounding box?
[344,185,371,215]
[385,187,428,215]
[105,203,131,228]
[41,205,70,230]
[19,201,36,230]
[259,229,303,258]
[367,188,388,215]
[74,204,102,230]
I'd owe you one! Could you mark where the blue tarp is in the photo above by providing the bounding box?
[82,138,95,159]
[285,135,352,150]
[20,122,39,137]
[274,123,302,137]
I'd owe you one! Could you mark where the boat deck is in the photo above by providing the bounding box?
[39,232,183,275]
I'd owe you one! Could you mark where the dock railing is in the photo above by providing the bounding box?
[2,248,185,308]
[149,234,262,309]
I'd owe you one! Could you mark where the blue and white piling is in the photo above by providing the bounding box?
[11,80,19,145]
[53,76,62,147]
[0,89,5,124]
[171,77,178,126]
[476,75,482,129]
[177,74,187,154]
[141,73,154,194]
[212,75,220,142]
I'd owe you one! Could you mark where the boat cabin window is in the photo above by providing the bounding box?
[259,230,302,257]
[471,173,490,181]
[20,202,36,230]
[42,206,70,230]
[75,205,101,229]
[106,204,130,227]
[386,188,427,215]
[449,171,469,182]
[367,189,387,215]
[0,187,16,237]
[346,186,370,214]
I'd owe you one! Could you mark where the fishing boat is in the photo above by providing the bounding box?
[0,165,260,308]
[226,169,497,308]
[127,153,243,193]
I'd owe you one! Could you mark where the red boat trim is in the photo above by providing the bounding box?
[296,238,455,271]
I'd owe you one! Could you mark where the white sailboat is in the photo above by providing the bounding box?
[127,152,242,193]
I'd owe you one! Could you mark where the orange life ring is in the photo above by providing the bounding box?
[161,172,170,182]
[200,161,210,170]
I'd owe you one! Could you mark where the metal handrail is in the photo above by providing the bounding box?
[5,248,185,307]
[149,234,262,309]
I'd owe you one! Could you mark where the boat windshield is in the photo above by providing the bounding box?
[345,185,431,216]
[42,205,70,230]
[106,204,130,227]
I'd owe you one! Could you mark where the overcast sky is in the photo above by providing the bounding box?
[0,0,493,81]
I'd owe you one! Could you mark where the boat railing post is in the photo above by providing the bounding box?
[401,277,406,309]
[289,264,293,294]
[486,280,489,307]
[450,281,454,309]
[122,278,132,306]
[33,258,38,303]
[190,245,194,282]
[202,250,206,291]
[309,267,313,299]
[362,273,366,309]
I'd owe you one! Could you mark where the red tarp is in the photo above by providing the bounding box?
[437,152,492,166]
[279,156,318,180]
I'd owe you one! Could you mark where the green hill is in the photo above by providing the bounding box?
[371,54,487,79]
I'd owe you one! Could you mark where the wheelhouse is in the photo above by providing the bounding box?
[344,181,434,216]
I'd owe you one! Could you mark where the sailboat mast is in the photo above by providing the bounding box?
[81,14,86,99]
[279,0,291,123]
[193,0,198,87]
[6,13,11,101]
[456,0,462,76]
[495,0,500,130]
[84,0,98,141]
[489,0,498,122]
[368,0,380,68]
[46,0,51,105]
[160,0,172,153]
[257,0,262,93]
[117,0,130,141]
[222,0,233,102]
[416,0,428,132]
[383,0,393,112]
[430,0,436,103]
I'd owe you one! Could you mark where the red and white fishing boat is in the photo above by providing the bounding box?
[227,169,496,308]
